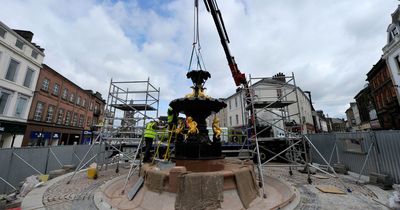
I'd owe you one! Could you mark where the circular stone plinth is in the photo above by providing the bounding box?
[96,161,297,210]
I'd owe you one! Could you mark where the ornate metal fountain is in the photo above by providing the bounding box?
[170,70,227,161]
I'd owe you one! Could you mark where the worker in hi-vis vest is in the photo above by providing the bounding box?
[167,107,178,130]
[143,120,160,162]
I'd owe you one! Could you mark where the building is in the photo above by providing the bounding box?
[22,64,105,146]
[314,110,328,133]
[383,5,400,105]
[220,73,314,136]
[354,85,378,130]
[345,106,356,131]
[326,118,346,132]
[0,22,45,148]
[366,58,400,129]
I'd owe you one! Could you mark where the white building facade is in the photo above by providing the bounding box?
[0,21,44,147]
[383,5,400,105]
[223,77,314,136]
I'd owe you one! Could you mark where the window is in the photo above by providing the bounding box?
[5,59,19,82]
[42,79,49,91]
[65,111,71,126]
[23,68,35,88]
[0,91,11,115]
[82,99,86,108]
[69,93,75,103]
[76,96,81,106]
[87,116,92,127]
[395,56,400,74]
[89,101,93,111]
[235,97,238,108]
[31,50,38,59]
[53,84,59,96]
[79,114,84,127]
[15,39,24,49]
[229,116,232,126]
[277,88,283,99]
[56,109,64,124]
[229,101,231,110]
[392,27,399,37]
[0,27,6,38]
[45,106,54,123]
[72,113,78,126]
[62,88,68,100]
[34,102,44,121]
[15,96,28,118]
[235,114,239,125]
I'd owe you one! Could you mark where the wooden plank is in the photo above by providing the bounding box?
[312,174,329,179]
[315,185,346,194]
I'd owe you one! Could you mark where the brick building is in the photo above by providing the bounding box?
[366,58,400,129]
[22,64,105,146]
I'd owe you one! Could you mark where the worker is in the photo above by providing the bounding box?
[143,120,158,163]
[167,107,178,130]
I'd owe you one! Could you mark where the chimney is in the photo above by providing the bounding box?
[13,29,34,42]
[272,72,286,83]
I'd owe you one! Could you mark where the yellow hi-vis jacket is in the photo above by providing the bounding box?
[144,122,157,139]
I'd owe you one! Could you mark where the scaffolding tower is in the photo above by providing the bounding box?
[242,72,351,192]
[67,78,160,183]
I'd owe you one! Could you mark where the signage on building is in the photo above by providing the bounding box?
[83,130,92,135]
[52,133,61,139]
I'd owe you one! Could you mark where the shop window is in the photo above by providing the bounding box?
[34,102,44,121]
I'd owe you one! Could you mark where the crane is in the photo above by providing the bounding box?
[202,0,266,196]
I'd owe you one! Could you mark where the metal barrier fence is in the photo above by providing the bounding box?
[0,144,103,194]
[308,131,400,183]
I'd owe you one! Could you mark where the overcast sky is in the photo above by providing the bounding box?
[0,0,398,118]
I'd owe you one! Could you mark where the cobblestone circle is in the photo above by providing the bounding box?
[43,164,130,210]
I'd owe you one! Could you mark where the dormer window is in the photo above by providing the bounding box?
[392,27,399,37]
[15,39,24,50]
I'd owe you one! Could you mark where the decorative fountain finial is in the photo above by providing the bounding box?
[185,70,211,98]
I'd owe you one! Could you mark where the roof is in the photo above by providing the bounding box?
[0,21,45,55]
[366,58,386,81]
[42,64,105,102]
